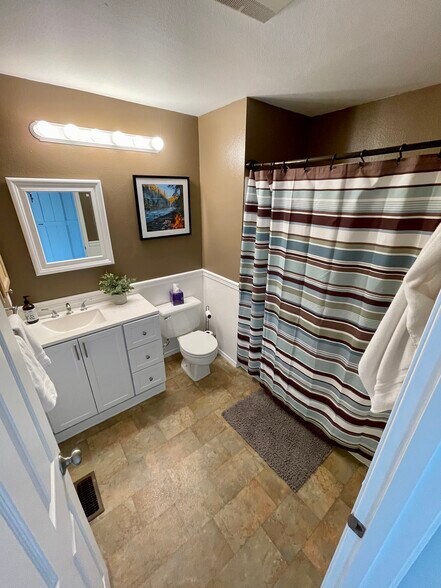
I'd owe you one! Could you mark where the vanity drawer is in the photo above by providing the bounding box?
[128,339,163,373]
[124,315,160,349]
[132,362,165,396]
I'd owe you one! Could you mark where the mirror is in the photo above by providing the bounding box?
[6,178,114,275]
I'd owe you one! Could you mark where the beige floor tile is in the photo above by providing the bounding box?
[132,467,179,524]
[99,460,154,514]
[164,354,182,378]
[256,466,292,506]
[157,406,196,440]
[165,370,194,393]
[108,505,189,588]
[210,448,263,503]
[121,424,167,464]
[216,426,247,456]
[93,442,129,484]
[190,388,234,420]
[145,428,201,470]
[303,498,351,573]
[322,449,360,485]
[263,493,320,562]
[214,478,276,553]
[88,417,138,453]
[297,464,343,519]
[212,356,241,378]
[195,368,232,391]
[181,434,231,474]
[209,527,287,588]
[340,465,367,508]
[191,412,227,444]
[228,371,260,397]
[174,493,212,538]
[274,551,324,588]
[148,520,234,588]
[92,498,141,558]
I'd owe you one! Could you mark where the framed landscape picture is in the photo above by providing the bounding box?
[133,175,191,240]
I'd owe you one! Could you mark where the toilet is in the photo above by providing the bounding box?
[157,296,218,381]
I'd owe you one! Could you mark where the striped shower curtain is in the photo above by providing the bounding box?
[238,155,441,459]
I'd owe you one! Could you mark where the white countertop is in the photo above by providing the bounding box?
[28,293,158,347]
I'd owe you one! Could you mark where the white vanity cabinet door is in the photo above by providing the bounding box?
[45,339,98,434]
[79,326,134,412]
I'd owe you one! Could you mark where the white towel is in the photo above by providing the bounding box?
[359,222,441,413]
[14,335,57,413]
[9,314,51,368]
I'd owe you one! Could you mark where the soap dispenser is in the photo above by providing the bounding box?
[22,295,39,324]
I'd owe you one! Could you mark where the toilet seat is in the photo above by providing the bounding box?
[178,330,218,357]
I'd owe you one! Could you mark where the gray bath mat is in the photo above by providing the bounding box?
[223,389,333,491]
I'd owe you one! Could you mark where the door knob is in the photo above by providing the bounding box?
[59,448,82,476]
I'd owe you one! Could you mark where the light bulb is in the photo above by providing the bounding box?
[151,136,164,151]
[112,131,131,146]
[33,120,53,138]
[133,135,151,149]
[64,123,81,141]
[90,128,106,143]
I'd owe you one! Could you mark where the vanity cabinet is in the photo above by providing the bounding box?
[78,326,134,412]
[44,311,166,440]
[45,340,98,433]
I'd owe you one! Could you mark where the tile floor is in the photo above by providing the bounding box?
[60,354,368,588]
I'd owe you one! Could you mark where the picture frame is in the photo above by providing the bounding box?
[133,175,191,240]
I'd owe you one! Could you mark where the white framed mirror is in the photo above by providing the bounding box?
[6,178,114,276]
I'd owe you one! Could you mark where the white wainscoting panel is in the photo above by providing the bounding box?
[203,270,239,366]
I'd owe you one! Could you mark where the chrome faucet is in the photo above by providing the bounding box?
[41,308,59,318]
[80,299,88,311]
[65,302,73,315]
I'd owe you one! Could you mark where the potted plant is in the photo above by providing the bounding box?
[98,272,136,305]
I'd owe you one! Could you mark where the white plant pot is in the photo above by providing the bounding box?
[112,293,127,305]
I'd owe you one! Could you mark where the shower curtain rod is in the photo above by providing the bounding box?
[245,139,441,171]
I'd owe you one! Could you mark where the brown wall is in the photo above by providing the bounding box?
[245,98,308,163]
[198,99,247,282]
[308,84,441,156]
[0,75,201,303]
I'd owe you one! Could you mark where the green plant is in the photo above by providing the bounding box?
[98,272,136,295]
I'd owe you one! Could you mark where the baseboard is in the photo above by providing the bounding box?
[218,348,238,367]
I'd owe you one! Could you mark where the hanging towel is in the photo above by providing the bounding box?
[359,222,441,413]
[14,334,57,413]
[9,314,51,368]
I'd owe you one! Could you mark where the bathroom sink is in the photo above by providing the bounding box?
[41,309,106,333]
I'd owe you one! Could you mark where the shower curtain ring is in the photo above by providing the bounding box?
[282,161,288,173]
[330,154,336,170]
[359,150,366,167]
[397,144,406,163]
[304,157,309,172]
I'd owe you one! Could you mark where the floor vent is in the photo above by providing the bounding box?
[74,472,104,522]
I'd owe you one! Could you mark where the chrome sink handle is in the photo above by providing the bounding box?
[58,448,82,476]
[65,302,73,315]
[80,299,88,311]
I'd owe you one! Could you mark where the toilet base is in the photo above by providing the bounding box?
[181,358,211,382]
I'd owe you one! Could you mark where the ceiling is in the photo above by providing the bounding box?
[1,0,440,117]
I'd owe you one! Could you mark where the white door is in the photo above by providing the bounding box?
[323,291,441,587]
[0,305,109,587]
[45,339,98,434]
[79,325,134,412]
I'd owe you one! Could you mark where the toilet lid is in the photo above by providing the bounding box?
[179,330,218,355]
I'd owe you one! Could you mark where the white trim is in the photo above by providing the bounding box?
[202,269,239,291]
[5,178,114,276]
[218,348,238,367]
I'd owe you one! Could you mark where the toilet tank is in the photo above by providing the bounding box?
[157,296,202,339]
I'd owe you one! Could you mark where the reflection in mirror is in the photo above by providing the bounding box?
[6,178,114,276]
[26,191,102,262]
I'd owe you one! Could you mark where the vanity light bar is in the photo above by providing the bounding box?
[29,120,164,153]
